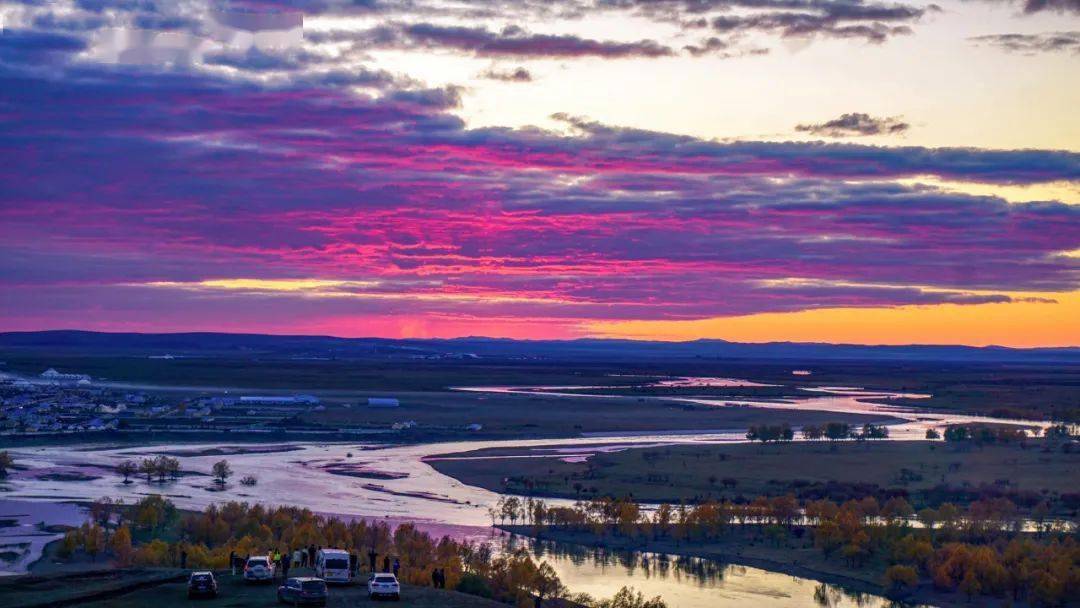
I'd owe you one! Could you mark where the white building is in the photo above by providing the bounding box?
[238,394,320,405]
[40,368,91,386]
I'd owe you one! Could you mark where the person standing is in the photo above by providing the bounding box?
[382,555,390,573]
[281,551,291,580]
[308,545,316,569]
[431,567,439,588]
[392,557,400,577]
[229,551,236,575]
[179,549,187,570]
[349,551,358,576]
[368,548,377,572]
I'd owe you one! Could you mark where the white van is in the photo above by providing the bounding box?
[314,548,352,584]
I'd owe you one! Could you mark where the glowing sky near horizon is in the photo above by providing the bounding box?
[0,0,1078,345]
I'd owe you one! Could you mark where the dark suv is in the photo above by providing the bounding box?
[278,577,329,606]
[187,571,218,599]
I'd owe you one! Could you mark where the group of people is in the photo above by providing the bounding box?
[430,567,447,588]
[223,545,411,579]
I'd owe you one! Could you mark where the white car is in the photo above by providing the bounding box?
[243,556,276,582]
[367,573,400,601]
[314,548,353,584]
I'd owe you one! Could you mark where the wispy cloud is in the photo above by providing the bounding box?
[479,66,534,82]
[796,113,911,137]
[970,31,1080,54]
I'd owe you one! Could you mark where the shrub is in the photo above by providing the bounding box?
[455,572,493,598]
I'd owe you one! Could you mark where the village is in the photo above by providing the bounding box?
[0,368,478,438]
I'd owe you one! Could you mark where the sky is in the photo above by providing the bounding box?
[0,0,1078,346]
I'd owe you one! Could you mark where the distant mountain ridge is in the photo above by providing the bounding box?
[1,330,1077,363]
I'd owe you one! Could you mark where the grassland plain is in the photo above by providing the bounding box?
[0,388,894,448]
[3,347,1077,421]
[428,440,1080,512]
[306,389,894,437]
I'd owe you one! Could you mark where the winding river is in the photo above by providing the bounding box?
[0,380,1045,605]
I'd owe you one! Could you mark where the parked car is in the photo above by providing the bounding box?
[277,577,328,606]
[186,571,218,599]
[367,573,400,601]
[314,548,352,584]
[243,555,275,583]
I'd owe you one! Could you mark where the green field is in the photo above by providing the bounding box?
[429,440,1080,513]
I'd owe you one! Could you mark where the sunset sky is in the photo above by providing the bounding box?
[1,0,1078,345]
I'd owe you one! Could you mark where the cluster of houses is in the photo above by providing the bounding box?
[0,378,332,435]
[0,372,129,433]
[1,369,485,436]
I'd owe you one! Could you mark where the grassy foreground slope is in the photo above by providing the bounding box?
[0,567,505,608]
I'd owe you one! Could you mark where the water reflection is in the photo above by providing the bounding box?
[492,534,922,608]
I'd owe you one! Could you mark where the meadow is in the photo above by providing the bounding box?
[430,440,1080,514]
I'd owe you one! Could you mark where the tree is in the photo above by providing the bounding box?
[164,456,181,481]
[0,451,13,477]
[917,508,939,537]
[944,426,970,443]
[501,497,522,526]
[861,424,889,441]
[825,422,850,444]
[90,497,114,527]
[883,565,919,599]
[84,523,105,562]
[780,425,795,443]
[58,530,78,558]
[925,428,940,440]
[596,586,668,608]
[212,460,232,486]
[529,561,564,606]
[959,569,982,600]
[240,475,258,486]
[110,525,134,566]
[138,458,156,483]
[1043,423,1073,440]
[652,503,672,537]
[802,425,823,441]
[882,497,914,523]
[153,455,170,483]
[133,495,176,531]
[117,460,137,484]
